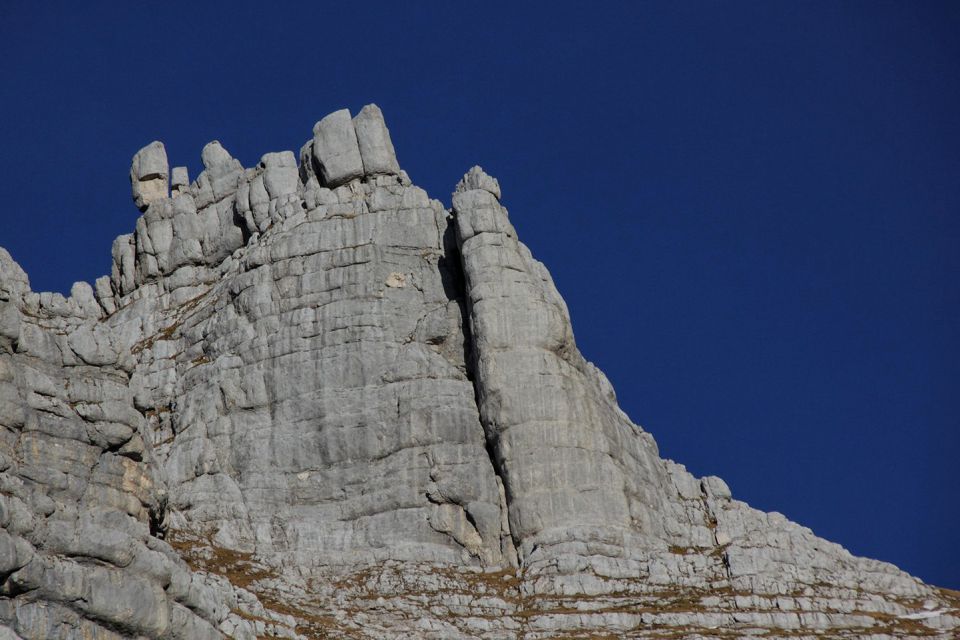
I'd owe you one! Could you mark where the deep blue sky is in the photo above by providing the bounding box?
[1,3,957,588]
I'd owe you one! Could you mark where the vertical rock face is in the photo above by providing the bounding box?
[1,106,957,640]
[453,169,665,550]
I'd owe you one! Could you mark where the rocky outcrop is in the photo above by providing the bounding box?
[1,105,957,639]
[353,104,400,177]
[130,142,170,212]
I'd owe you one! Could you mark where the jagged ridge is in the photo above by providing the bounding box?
[0,105,957,639]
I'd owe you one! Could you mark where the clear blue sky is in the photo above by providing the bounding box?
[1,2,957,588]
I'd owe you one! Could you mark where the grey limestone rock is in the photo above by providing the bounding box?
[130,141,169,212]
[69,281,101,319]
[353,104,400,176]
[311,108,364,187]
[201,141,233,169]
[170,166,189,194]
[1,105,957,640]
[456,165,501,200]
[452,167,663,552]
[0,248,29,294]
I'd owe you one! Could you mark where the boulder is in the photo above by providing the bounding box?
[354,103,400,176]
[312,108,364,187]
[130,141,169,211]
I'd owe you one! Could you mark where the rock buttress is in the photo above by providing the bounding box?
[451,167,674,554]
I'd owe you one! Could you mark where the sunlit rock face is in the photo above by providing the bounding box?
[1,106,957,639]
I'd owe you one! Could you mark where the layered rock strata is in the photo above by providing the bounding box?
[1,105,957,639]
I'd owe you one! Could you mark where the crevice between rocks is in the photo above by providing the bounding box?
[441,212,520,568]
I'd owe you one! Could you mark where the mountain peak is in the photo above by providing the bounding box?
[1,107,957,639]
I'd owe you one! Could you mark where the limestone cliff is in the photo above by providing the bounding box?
[0,105,957,639]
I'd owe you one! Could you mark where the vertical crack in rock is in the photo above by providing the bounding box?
[440,219,520,568]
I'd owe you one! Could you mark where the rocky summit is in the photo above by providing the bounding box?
[0,105,956,640]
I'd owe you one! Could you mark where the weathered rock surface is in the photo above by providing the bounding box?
[1,106,957,639]
[311,108,365,188]
[353,104,400,177]
[130,142,169,212]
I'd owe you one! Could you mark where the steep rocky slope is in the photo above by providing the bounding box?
[1,105,957,639]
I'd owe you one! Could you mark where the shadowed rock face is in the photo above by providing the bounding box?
[1,105,957,640]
